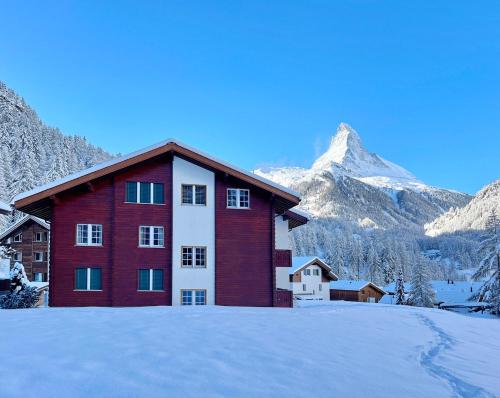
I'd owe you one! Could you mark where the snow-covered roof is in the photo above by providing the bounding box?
[330,280,385,294]
[0,200,10,214]
[384,280,483,305]
[0,215,50,241]
[13,139,301,206]
[27,281,49,290]
[290,256,338,280]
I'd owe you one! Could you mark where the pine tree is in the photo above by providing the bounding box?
[408,258,435,308]
[395,266,406,305]
[473,210,500,315]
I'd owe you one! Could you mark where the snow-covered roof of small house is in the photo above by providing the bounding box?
[330,280,386,294]
[13,138,302,219]
[0,215,50,241]
[0,200,10,215]
[384,280,483,305]
[290,256,338,280]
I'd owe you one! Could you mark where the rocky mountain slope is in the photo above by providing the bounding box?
[257,123,471,231]
[425,179,500,237]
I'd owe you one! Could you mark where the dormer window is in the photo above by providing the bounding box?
[227,188,250,209]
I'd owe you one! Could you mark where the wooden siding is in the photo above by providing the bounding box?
[50,155,172,307]
[0,220,49,282]
[215,175,273,307]
[275,249,292,267]
[274,289,293,308]
[330,285,384,302]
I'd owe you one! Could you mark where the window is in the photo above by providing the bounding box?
[13,233,22,243]
[126,182,164,204]
[181,289,206,305]
[137,269,164,291]
[227,188,250,209]
[76,224,103,246]
[13,252,22,262]
[34,232,43,242]
[304,269,311,276]
[181,185,207,205]
[34,273,43,282]
[302,284,306,291]
[181,247,206,268]
[75,268,102,291]
[319,284,322,291]
[43,232,48,242]
[313,269,320,276]
[139,226,164,247]
[34,252,44,262]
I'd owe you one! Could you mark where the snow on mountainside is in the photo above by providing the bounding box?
[425,180,500,237]
[0,81,112,203]
[256,123,470,230]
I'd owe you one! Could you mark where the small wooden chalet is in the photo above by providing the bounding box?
[330,280,385,303]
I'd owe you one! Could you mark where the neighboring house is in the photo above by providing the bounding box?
[330,280,386,303]
[13,139,307,307]
[280,256,338,300]
[382,280,483,308]
[0,200,10,215]
[0,215,50,282]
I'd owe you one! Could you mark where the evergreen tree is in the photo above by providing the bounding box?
[408,259,435,308]
[473,210,500,315]
[395,266,406,305]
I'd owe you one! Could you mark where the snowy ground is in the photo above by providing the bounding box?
[0,302,499,398]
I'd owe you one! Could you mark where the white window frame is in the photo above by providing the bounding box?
[181,184,207,206]
[34,232,43,242]
[302,284,306,291]
[76,224,103,246]
[138,269,164,291]
[13,233,22,243]
[33,251,44,262]
[226,188,250,209]
[126,182,164,205]
[304,269,311,276]
[181,246,207,268]
[75,268,102,291]
[139,226,164,248]
[33,272,43,282]
[313,269,320,276]
[181,289,207,305]
[319,284,322,291]
[13,252,22,262]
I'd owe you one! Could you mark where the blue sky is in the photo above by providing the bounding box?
[1,1,498,194]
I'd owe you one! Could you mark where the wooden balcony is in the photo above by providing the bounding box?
[274,289,293,308]
[275,249,292,267]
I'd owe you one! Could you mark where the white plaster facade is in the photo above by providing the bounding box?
[275,215,290,250]
[172,156,215,305]
[291,264,330,300]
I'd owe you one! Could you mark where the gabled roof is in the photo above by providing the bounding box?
[0,200,10,215]
[290,256,338,280]
[330,280,386,294]
[0,215,50,241]
[13,139,301,219]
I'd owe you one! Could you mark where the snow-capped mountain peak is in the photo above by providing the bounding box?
[312,123,417,182]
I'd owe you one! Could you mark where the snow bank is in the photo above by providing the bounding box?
[0,302,498,398]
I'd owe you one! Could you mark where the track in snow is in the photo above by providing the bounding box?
[416,314,496,398]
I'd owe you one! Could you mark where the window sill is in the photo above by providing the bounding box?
[180,266,208,269]
[181,203,207,207]
[137,290,165,292]
[138,246,165,249]
[73,289,103,292]
[124,202,165,206]
[226,207,251,210]
[75,244,103,247]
